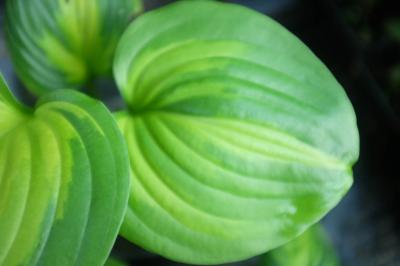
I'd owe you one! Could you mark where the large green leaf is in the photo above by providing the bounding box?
[261,224,340,266]
[0,74,130,265]
[113,1,359,264]
[5,0,142,96]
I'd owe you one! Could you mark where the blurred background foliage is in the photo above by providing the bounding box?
[337,0,400,115]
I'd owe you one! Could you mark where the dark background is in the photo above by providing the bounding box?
[1,1,399,265]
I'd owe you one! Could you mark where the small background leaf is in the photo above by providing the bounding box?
[261,224,340,266]
[5,0,142,95]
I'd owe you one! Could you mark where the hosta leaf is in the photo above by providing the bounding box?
[261,224,340,266]
[114,1,359,264]
[0,74,130,266]
[5,0,142,96]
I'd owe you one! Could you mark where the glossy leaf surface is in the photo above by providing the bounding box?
[114,1,359,264]
[0,75,130,266]
[261,224,340,266]
[5,0,142,95]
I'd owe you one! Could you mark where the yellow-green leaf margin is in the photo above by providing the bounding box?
[5,0,143,96]
[113,1,359,264]
[0,74,130,266]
